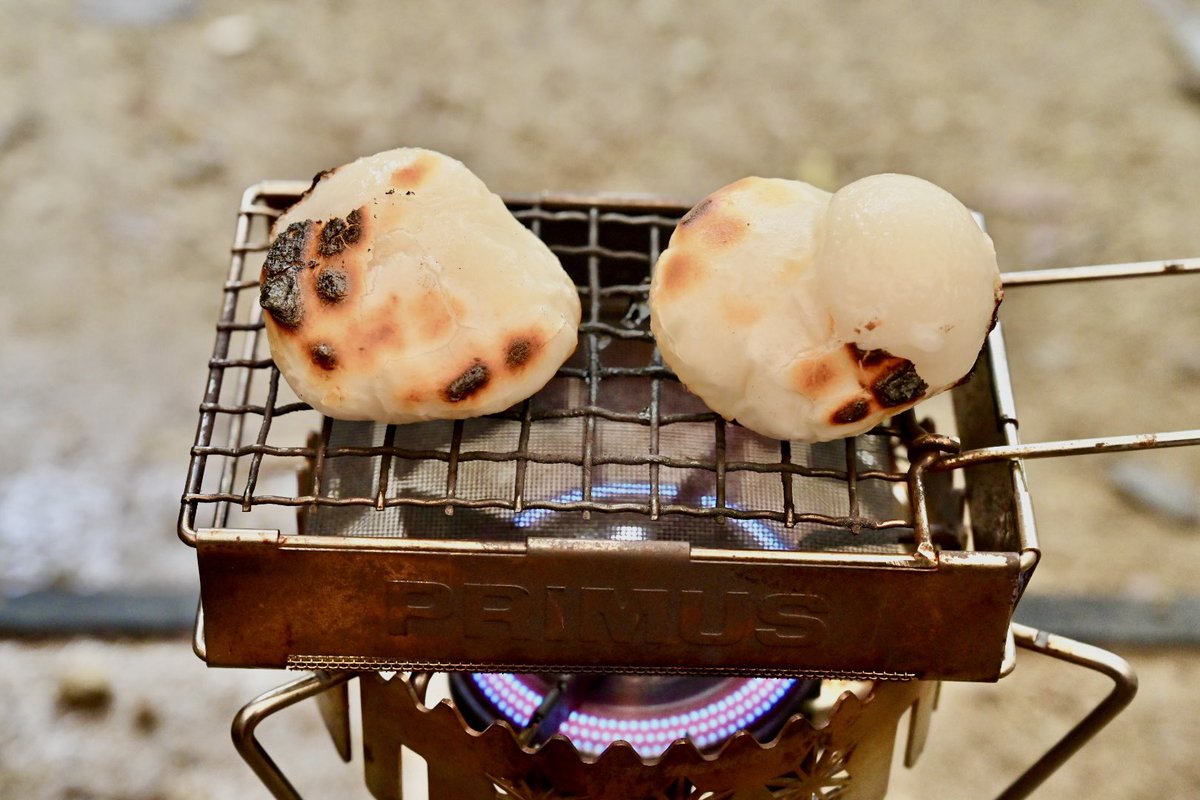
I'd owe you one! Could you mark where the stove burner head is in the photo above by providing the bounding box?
[450,672,814,757]
[360,671,933,800]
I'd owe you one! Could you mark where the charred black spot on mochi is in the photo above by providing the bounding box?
[260,220,315,327]
[505,337,539,369]
[318,208,365,256]
[444,361,490,403]
[871,361,928,408]
[319,218,347,256]
[316,268,349,303]
[344,209,363,241]
[260,271,303,327]
[264,221,313,275]
[311,342,337,371]
[831,398,871,425]
[309,169,332,190]
[986,287,1004,335]
[679,198,713,227]
[289,168,334,209]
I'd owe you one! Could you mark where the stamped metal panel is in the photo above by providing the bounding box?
[198,531,1019,681]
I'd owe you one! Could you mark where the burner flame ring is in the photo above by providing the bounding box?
[360,672,928,800]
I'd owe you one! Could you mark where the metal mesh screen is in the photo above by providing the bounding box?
[304,416,909,552]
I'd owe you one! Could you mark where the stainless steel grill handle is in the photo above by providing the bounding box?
[938,258,1200,472]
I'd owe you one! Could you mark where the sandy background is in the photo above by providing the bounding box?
[1,0,1198,797]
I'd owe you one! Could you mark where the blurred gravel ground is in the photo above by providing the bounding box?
[1,0,1198,797]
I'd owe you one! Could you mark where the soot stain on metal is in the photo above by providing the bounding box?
[445,361,490,402]
[260,220,314,327]
[872,361,927,408]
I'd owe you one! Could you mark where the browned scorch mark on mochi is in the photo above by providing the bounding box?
[391,155,435,189]
[444,360,490,403]
[656,252,703,297]
[310,342,338,371]
[415,291,455,341]
[367,320,399,348]
[831,397,871,425]
[505,334,544,370]
[720,296,763,326]
[697,213,750,249]
[791,359,835,396]
[260,220,317,328]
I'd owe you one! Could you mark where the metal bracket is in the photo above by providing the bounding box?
[231,671,356,800]
[993,623,1138,800]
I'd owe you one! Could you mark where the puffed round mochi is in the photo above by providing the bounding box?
[649,174,1002,442]
[259,148,581,423]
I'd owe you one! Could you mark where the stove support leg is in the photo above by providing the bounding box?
[993,623,1138,800]
[232,671,356,800]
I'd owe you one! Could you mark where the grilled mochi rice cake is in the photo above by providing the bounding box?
[259,147,581,423]
[649,173,1002,443]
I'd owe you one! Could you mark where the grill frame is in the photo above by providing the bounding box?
[181,183,1041,680]
[180,184,928,539]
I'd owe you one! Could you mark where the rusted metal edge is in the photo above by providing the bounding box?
[192,527,965,569]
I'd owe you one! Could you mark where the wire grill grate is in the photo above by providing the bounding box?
[180,185,920,551]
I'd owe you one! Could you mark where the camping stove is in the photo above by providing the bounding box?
[180,184,1200,799]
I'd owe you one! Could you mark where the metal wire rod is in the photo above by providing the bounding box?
[231,672,355,800]
[994,624,1138,800]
